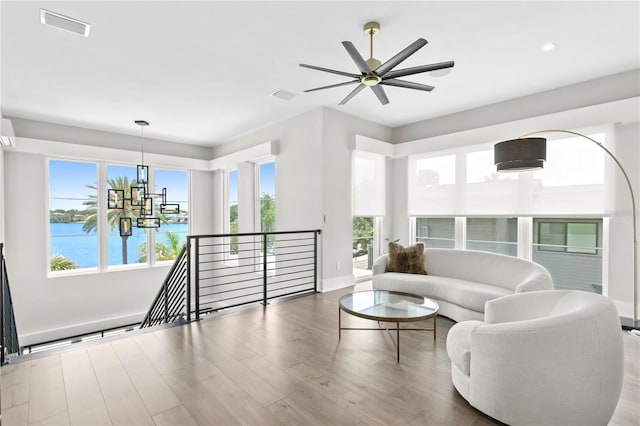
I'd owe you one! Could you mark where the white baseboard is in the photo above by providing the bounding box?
[19,312,145,347]
[320,274,355,292]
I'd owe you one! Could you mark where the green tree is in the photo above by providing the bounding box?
[137,230,184,262]
[229,203,238,254]
[260,194,275,232]
[50,254,78,271]
[260,194,276,251]
[353,217,374,256]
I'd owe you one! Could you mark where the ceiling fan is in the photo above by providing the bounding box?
[300,21,454,106]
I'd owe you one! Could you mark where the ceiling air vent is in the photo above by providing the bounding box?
[270,90,297,101]
[40,9,90,37]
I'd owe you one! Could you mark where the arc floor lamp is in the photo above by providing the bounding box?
[494,129,638,332]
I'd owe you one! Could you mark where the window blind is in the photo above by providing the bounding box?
[352,150,386,217]
[407,133,610,216]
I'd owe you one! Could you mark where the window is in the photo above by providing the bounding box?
[537,221,598,254]
[49,159,190,273]
[225,169,238,256]
[153,169,189,261]
[258,161,275,233]
[106,165,145,267]
[353,216,374,268]
[415,218,455,248]
[533,219,603,294]
[466,217,517,256]
[49,160,98,271]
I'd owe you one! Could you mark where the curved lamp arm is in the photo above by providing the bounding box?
[518,130,638,327]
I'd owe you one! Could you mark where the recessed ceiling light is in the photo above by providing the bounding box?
[271,90,297,101]
[40,9,90,37]
[542,42,557,52]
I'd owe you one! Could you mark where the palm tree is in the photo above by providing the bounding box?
[137,230,184,262]
[83,176,141,264]
[83,176,170,264]
[50,254,78,271]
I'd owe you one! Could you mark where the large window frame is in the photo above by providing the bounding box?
[223,168,239,263]
[47,157,190,275]
[536,220,599,255]
[48,159,99,273]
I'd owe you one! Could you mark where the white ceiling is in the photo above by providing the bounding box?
[1,1,639,147]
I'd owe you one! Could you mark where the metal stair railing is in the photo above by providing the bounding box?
[188,229,321,320]
[1,243,20,365]
[140,244,188,328]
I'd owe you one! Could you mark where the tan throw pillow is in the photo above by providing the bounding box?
[385,242,427,275]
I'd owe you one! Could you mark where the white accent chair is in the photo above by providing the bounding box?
[446,290,624,426]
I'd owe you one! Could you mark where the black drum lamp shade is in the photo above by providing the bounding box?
[494,137,547,172]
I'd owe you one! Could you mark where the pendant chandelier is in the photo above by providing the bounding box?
[107,120,180,236]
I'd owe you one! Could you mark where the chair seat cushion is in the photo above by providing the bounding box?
[446,320,484,376]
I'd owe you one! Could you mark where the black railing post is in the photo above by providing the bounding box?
[313,231,318,293]
[186,237,191,322]
[163,269,169,323]
[1,242,5,365]
[262,233,268,305]
[195,236,200,320]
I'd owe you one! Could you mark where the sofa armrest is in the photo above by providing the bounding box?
[484,290,560,324]
[514,271,554,293]
[372,254,388,276]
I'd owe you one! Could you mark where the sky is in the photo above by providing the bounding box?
[49,160,189,210]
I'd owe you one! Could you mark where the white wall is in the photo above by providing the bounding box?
[0,147,5,243]
[321,108,392,290]
[190,170,215,235]
[609,121,640,318]
[213,107,393,292]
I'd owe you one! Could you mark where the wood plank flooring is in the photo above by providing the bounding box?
[2,283,639,425]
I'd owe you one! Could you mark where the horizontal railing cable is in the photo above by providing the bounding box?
[187,230,321,319]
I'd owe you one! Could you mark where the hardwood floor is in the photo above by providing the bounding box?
[2,283,639,425]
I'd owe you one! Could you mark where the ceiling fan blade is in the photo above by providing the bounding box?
[338,83,365,105]
[342,41,371,74]
[384,61,455,79]
[381,79,435,91]
[300,64,360,79]
[375,38,428,75]
[371,85,389,105]
[304,80,359,93]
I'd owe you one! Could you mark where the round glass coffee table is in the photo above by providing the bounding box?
[339,290,439,362]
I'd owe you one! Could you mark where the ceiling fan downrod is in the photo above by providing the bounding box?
[364,21,382,72]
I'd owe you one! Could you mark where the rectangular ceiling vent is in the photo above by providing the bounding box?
[270,90,297,101]
[40,9,90,37]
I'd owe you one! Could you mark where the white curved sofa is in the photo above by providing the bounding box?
[446,290,624,426]
[372,248,553,322]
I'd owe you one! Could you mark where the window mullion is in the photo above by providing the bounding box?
[148,167,154,266]
[98,162,108,271]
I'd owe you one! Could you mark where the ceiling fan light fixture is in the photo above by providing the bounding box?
[361,75,381,86]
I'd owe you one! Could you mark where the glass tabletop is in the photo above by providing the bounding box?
[339,290,439,322]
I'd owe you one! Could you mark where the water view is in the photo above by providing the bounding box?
[50,222,188,268]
